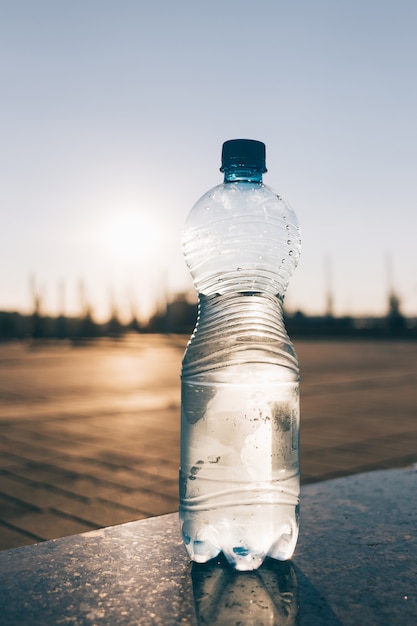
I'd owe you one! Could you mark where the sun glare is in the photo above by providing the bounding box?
[100,210,164,264]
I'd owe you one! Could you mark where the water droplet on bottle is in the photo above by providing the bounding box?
[287,240,291,245]
[233,546,250,556]
[289,250,293,256]
[237,267,242,271]
[189,460,204,480]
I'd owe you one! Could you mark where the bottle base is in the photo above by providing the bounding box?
[180,505,299,571]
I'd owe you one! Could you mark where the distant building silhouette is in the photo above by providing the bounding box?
[148,292,197,334]
[324,254,334,317]
[0,267,416,341]
[29,276,45,339]
[386,290,405,334]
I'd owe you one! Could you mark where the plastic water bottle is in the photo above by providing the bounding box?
[179,139,301,571]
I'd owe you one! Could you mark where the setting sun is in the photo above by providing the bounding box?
[100,210,164,264]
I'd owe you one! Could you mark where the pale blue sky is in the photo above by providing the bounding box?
[1,0,416,321]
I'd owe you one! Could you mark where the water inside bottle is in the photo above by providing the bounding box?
[179,375,299,571]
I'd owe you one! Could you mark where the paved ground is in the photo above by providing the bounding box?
[0,335,416,551]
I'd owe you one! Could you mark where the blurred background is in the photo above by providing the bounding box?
[0,1,416,551]
[1,0,417,324]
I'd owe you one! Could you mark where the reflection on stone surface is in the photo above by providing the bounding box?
[191,555,298,625]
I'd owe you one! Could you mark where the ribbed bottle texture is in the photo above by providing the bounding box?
[182,292,298,377]
[180,140,301,571]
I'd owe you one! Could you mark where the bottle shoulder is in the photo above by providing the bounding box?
[191,181,284,210]
[185,182,298,231]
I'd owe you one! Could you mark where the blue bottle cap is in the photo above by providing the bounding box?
[220,139,267,173]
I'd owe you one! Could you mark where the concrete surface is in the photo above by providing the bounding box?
[0,468,415,625]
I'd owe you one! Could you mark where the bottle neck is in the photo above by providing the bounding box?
[223,167,263,183]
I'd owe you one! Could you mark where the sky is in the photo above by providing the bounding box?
[1,0,416,322]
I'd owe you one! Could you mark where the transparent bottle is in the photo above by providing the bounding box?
[179,139,301,571]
